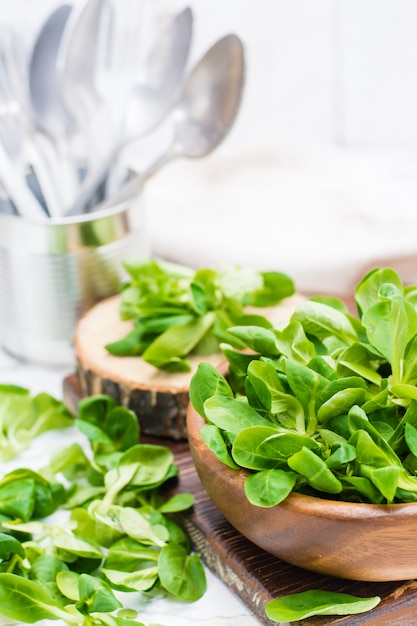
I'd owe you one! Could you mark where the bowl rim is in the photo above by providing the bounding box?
[187,403,417,520]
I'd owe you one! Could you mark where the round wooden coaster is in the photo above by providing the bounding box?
[74,293,304,439]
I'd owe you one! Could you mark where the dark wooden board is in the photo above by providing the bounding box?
[63,374,417,626]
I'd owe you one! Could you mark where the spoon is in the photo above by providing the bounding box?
[28,4,79,209]
[57,0,109,169]
[66,6,193,216]
[92,33,245,213]
[29,5,74,141]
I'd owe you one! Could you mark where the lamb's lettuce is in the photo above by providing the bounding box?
[191,267,417,506]
[0,393,206,625]
[105,260,294,371]
[0,385,74,460]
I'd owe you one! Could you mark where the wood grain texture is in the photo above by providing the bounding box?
[63,374,417,626]
[74,294,228,439]
[187,404,417,583]
[73,293,304,439]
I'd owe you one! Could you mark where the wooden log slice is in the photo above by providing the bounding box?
[74,293,304,440]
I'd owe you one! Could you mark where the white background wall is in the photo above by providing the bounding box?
[4,1,417,294]
[9,0,417,152]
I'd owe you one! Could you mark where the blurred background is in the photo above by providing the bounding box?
[8,0,417,296]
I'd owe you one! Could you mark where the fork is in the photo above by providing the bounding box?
[94,0,145,138]
[0,26,62,216]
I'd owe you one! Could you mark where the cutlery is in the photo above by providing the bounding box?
[94,0,145,132]
[66,6,193,216]
[0,139,46,219]
[28,4,79,209]
[92,34,245,213]
[0,26,52,219]
[57,0,110,169]
[29,5,74,142]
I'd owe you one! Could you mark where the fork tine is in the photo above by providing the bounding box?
[107,0,145,72]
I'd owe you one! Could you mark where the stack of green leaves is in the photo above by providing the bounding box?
[190,267,417,506]
[105,260,294,371]
[0,394,206,625]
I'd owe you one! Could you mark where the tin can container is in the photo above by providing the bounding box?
[0,196,148,366]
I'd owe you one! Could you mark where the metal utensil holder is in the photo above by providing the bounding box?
[0,195,148,366]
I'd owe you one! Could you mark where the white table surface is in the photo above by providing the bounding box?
[0,347,262,626]
[145,146,417,297]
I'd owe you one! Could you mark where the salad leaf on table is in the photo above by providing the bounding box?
[105,260,294,371]
[265,589,381,622]
[0,393,206,626]
[0,384,74,460]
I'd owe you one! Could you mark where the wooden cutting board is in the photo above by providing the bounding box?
[63,374,417,626]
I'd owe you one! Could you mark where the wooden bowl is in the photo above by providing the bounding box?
[186,404,417,582]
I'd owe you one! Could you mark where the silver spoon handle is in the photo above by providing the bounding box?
[0,142,45,219]
[65,143,120,216]
[92,147,175,213]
